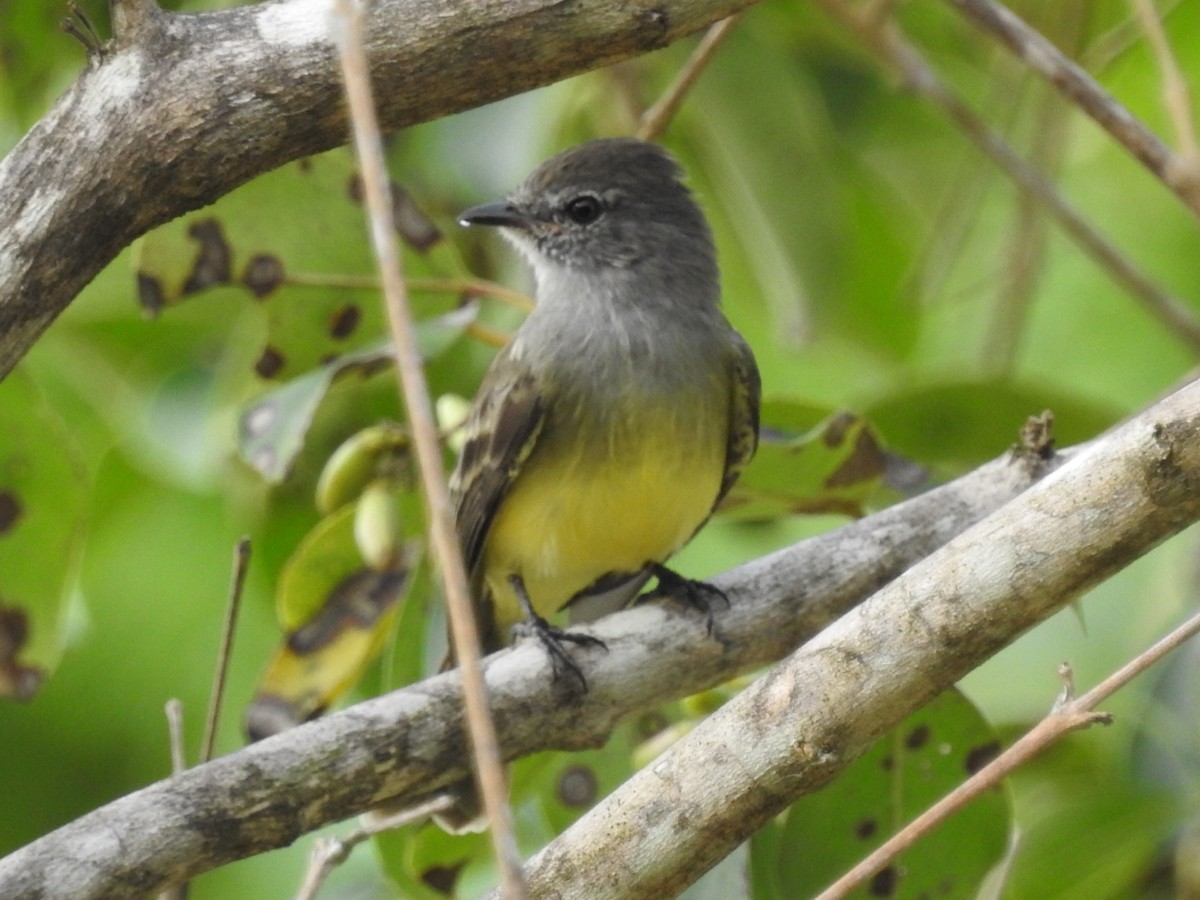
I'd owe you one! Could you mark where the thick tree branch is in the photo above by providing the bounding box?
[0,433,1069,898]
[512,378,1200,900]
[0,0,757,380]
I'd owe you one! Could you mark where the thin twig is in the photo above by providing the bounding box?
[285,273,535,312]
[332,3,526,899]
[813,0,1200,354]
[1075,607,1200,708]
[1083,0,1185,76]
[1131,0,1200,183]
[637,14,743,141]
[201,537,250,764]
[467,321,518,349]
[943,0,1200,218]
[158,701,188,900]
[164,700,187,774]
[817,606,1200,899]
[294,796,455,900]
[984,4,1084,374]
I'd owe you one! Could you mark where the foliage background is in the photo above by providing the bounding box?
[2,0,1199,896]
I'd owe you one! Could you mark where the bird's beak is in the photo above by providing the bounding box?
[458,201,532,229]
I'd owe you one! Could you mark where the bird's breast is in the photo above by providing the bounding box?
[483,386,728,631]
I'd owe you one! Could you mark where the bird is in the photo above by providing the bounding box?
[450,137,760,685]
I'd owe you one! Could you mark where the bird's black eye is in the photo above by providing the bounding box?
[564,194,603,225]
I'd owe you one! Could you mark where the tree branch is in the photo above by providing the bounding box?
[0,430,1070,898]
[818,606,1200,899]
[944,0,1200,217]
[0,0,757,380]
[814,0,1200,353]
[508,377,1200,899]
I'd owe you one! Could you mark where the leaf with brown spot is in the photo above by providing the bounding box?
[721,400,888,521]
[237,305,475,482]
[0,374,88,700]
[0,605,41,701]
[753,689,1010,897]
[135,149,393,381]
[375,822,488,900]
[391,183,443,251]
[253,345,287,379]
[373,718,656,893]
[0,490,22,535]
[328,303,362,340]
[181,219,233,293]
[245,499,424,741]
[241,253,286,298]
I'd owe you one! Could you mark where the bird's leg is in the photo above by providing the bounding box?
[508,574,607,691]
[649,563,730,636]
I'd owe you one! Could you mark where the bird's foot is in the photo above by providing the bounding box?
[507,573,607,691]
[510,615,607,691]
[649,563,729,636]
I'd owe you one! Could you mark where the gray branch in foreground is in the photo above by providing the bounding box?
[511,379,1200,900]
[0,431,1070,897]
[0,0,756,380]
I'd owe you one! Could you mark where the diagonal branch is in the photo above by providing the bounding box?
[0,430,1071,898]
[509,379,1200,900]
[944,0,1200,218]
[814,0,1200,352]
[0,0,758,380]
[818,608,1200,899]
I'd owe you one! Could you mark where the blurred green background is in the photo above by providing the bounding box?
[3,0,1200,897]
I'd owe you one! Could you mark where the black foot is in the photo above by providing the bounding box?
[511,615,606,691]
[507,574,607,691]
[650,564,729,636]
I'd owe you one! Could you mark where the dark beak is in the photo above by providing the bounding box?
[458,201,531,229]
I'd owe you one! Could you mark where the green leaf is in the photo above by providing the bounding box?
[375,819,490,900]
[756,689,1010,898]
[134,147,450,384]
[864,380,1122,471]
[376,717,660,895]
[244,494,424,739]
[0,373,88,700]
[723,400,887,520]
[238,305,476,482]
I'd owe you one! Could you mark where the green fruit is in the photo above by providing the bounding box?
[316,423,408,515]
[354,479,405,571]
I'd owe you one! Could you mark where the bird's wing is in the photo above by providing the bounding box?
[449,345,546,646]
[716,330,762,508]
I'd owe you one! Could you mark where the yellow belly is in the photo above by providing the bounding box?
[482,405,725,638]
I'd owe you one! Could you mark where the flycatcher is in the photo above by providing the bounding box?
[452,137,760,683]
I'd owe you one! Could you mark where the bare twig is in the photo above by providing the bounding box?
[332,3,525,899]
[286,273,533,346]
[816,606,1200,898]
[60,0,103,59]
[285,273,535,312]
[1083,0,1185,75]
[164,700,187,774]
[294,796,454,900]
[943,0,1200,218]
[201,537,250,764]
[158,702,188,900]
[637,14,743,141]
[814,0,1200,353]
[1131,0,1200,181]
[984,5,1084,373]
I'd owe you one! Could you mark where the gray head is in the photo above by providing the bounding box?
[459,138,719,293]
